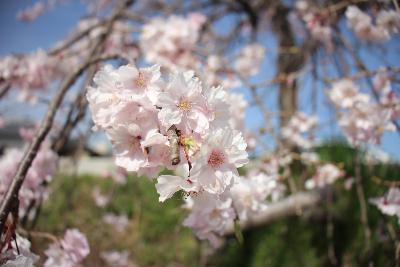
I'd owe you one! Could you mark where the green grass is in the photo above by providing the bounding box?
[29,141,400,267]
[32,174,199,267]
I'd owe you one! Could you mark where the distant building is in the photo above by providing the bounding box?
[0,120,33,154]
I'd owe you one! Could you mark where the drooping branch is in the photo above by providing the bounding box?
[51,66,98,153]
[48,20,106,56]
[224,190,323,235]
[0,0,134,234]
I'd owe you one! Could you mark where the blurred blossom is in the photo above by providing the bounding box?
[44,229,90,267]
[0,234,39,266]
[282,112,317,149]
[100,250,130,267]
[102,213,129,232]
[233,43,265,77]
[370,188,400,223]
[92,186,110,207]
[305,164,344,189]
[17,2,45,22]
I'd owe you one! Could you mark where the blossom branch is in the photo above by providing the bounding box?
[0,0,134,234]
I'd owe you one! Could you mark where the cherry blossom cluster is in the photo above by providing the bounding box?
[44,229,90,267]
[346,6,400,42]
[0,50,59,102]
[85,61,306,244]
[181,144,341,245]
[295,0,333,49]
[370,187,400,224]
[0,228,89,267]
[305,163,344,190]
[233,44,266,77]
[100,250,130,267]
[139,14,265,88]
[182,157,286,247]
[281,112,317,149]
[139,13,206,71]
[201,43,265,92]
[328,77,399,146]
[16,2,45,22]
[103,213,129,232]
[0,130,58,219]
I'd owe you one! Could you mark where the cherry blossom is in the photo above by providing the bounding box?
[0,50,58,102]
[203,86,231,129]
[305,164,344,189]
[44,229,90,267]
[86,64,160,130]
[328,76,398,146]
[338,102,394,145]
[376,10,400,35]
[100,250,130,267]
[183,192,235,247]
[17,2,45,22]
[139,14,205,70]
[0,141,58,218]
[281,112,317,149]
[231,171,284,221]
[226,92,248,131]
[156,174,198,202]
[115,63,162,107]
[1,234,39,267]
[345,6,396,42]
[156,127,248,200]
[328,79,369,109]
[234,43,265,77]
[157,71,209,134]
[370,188,400,222]
[103,213,129,232]
[295,1,333,49]
[190,128,248,195]
[92,186,111,208]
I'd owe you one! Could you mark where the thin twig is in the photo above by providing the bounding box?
[0,82,11,100]
[51,65,98,153]
[48,20,106,56]
[355,151,371,252]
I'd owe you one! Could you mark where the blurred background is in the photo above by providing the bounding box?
[0,0,399,266]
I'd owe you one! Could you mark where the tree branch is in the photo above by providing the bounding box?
[224,190,323,235]
[0,0,134,234]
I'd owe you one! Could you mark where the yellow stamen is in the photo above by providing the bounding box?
[134,72,146,89]
[178,100,192,111]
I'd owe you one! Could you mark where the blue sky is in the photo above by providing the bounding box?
[0,0,400,160]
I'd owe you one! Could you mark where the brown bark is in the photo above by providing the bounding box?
[271,3,311,145]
